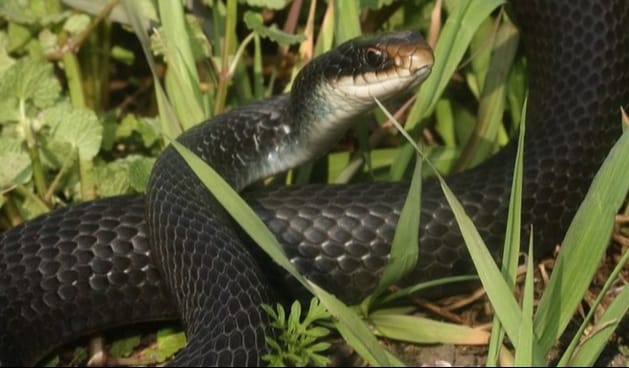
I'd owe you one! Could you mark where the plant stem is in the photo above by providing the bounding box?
[19,99,48,203]
[63,51,86,108]
[214,0,237,115]
[1,196,23,227]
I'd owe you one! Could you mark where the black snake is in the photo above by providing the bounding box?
[1,0,629,366]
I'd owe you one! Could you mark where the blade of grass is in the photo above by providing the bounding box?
[487,97,527,366]
[158,0,206,127]
[567,284,629,366]
[363,98,422,311]
[558,245,629,366]
[437,176,545,365]
[370,309,490,345]
[454,14,518,171]
[534,125,629,353]
[514,232,535,366]
[121,0,181,140]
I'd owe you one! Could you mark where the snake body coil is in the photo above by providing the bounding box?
[1,0,629,366]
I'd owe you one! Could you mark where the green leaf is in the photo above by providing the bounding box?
[0,137,31,189]
[94,160,130,197]
[44,103,102,160]
[0,57,61,109]
[152,327,187,363]
[370,309,490,345]
[128,157,155,193]
[359,0,396,10]
[7,22,32,52]
[115,114,160,147]
[63,13,91,35]
[109,335,141,358]
[0,0,65,25]
[239,0,289,9]
[514,234,535,366]
[364,100,422,309]
[243,11,304,46]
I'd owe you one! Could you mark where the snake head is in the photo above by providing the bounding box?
[284,31,434,165]
[327,30,434,100]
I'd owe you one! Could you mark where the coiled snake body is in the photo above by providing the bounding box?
[1,0,629,366]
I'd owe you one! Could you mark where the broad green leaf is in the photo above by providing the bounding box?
[94,161,130,197]
[62,13,90,35]
[0,0,63,24]
[243,12,303,45]
[7,22,31,52]
[115,114,160,147]
[128,157,155,192]
[0,137,31,189]
[44,103,102,160]
[62,0,158,28]
[0,57,61,109]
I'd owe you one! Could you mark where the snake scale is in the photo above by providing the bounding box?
[1,0,629,366]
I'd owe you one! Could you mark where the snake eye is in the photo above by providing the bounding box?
[365,47,385,68]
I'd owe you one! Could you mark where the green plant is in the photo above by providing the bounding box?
[261,298,332,366]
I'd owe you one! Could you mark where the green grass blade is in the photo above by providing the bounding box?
[172,141,403,367]
[333,1,361,43]
[487,97,527,366]
[378,275,478,305]
[534,126,629,353]
[438,178,546,365]
[454,15,518,171]
[390,0,505,180]
[558,244,629,366]
[567,284,629,366]
[364,155,421,308]
[514,233,535,366]
[364,99,422,310]
[157,0,206,127]
[121,0,181,140]
[369,309,490,345]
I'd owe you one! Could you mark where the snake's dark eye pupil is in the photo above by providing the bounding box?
[365,48,384,67]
